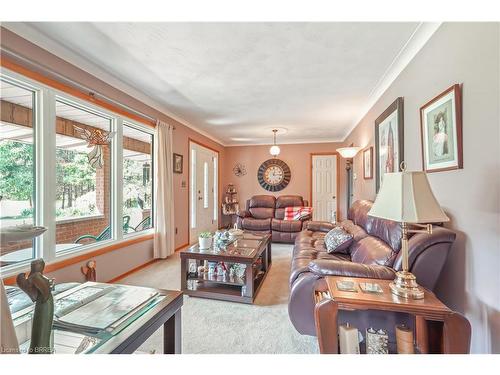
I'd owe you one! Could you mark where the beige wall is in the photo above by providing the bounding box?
[342,22,500,353]
[222,142,347,221]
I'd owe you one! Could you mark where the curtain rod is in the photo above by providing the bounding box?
[0,47,168,126]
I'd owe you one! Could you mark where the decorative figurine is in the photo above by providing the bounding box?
[16,259,55,354]
[73,125,115,169]
[81,260,97,282]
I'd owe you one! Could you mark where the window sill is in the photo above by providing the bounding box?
[1,230,154,283]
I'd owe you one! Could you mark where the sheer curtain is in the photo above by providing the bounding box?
[153,120,175,258]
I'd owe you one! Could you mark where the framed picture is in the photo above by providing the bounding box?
[363,147,373,179]
[173,153,183,174]
[375,97,404,192]
[420,84,463,173]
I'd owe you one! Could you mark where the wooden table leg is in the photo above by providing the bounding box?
[180,256,187,292]
[314,295,339,354]
[244,262,254,299]
[415,315,429,354]
[164,310,181,354]
[443,312,471,354]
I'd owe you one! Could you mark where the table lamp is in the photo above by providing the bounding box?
[368,164,449,299]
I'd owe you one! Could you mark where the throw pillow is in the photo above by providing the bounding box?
[324,227,353,254]
[284,206,313,221]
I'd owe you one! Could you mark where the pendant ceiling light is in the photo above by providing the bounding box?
[269,129,281,157]
[337,144,362,158]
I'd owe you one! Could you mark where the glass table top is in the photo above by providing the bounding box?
[11,282,169,354]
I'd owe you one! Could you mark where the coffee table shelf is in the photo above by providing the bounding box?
[180,232,271,304]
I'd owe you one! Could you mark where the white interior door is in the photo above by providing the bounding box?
[312,154,338,222]
[190,142,218,242]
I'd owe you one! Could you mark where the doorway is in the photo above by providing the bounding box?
[189,140,219,243]
[310,153,339,222]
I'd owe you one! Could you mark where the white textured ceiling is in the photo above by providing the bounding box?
[3,22,439,145]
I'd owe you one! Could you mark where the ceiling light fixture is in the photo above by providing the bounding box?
[337,144,362,159]
[269,129,281,157]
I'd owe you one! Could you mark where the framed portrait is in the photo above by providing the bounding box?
[363,147,373,179]
[420,84,463,173]
[173,153,183,174]
[375,97,404,192]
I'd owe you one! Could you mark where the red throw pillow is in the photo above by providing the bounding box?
[284,206,313,221]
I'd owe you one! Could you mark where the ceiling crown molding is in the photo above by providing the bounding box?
[2,22,226,147]
[342,22,442,140]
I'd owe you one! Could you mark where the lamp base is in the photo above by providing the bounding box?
[389,271,425,299]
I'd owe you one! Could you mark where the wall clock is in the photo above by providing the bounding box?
[257,159,291,192]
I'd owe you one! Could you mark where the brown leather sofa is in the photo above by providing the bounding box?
[288,200,456,337]
[236,195,310,243]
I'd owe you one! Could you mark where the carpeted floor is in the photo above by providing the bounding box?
[120,243,318,354]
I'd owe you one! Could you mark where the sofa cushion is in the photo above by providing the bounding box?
[275,195,304,219]
[240,217,271,231]
[348,200,373,230]
[276,195,304,208]
[349,236,397,266]
[248,195,276,219]
[271,218,303,232]
[366,215,402,252]
[341,220,369,242]
[324,227,353,254]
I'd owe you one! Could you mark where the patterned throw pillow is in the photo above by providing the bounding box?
[324,227,353,254]
[284,206,313,221]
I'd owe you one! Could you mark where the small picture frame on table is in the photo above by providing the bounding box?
[173,153,183,174]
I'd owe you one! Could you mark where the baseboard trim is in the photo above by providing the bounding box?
[108,259,159,284]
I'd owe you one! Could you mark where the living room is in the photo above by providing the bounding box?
[0,1,499,372]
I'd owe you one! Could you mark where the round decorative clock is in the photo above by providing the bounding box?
[257,159,291,192]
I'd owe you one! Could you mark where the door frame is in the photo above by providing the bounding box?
[188,138,220,244]
[309,152,340,222]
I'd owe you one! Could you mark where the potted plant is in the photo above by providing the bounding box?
[198,231,213,249]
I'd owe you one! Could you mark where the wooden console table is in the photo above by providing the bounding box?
[314,276,471,354]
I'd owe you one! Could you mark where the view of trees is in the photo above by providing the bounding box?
[123,158,152,212]
[0,140,34,217]
[0,139,151,222]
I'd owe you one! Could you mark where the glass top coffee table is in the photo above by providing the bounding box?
[180,232,271,304]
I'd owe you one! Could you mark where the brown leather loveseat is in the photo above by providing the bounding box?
[288,200,456,337]
[236,195,310,243]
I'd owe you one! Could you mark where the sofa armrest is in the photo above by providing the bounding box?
[393,226,457,271]
[304,221,336,233]
[308,260,396,280]
[299,214,312,222]
[236,209,251,218]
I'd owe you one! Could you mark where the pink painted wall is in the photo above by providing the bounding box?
[222,142,347,222]
[341,23,500,353]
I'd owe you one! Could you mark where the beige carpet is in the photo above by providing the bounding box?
[120,243,318,354]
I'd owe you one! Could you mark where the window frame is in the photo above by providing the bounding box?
[122,120,155,237]
[0,68,155,277]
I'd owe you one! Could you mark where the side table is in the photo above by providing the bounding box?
[314,276,471,354]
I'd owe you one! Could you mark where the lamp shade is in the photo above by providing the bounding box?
[369,171,449,224]
[337,146,361,158]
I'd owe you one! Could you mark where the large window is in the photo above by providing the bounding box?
[55,100,112,253]
[0,70,155,272]
[123,123,153,234]
[0,78,36,267]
